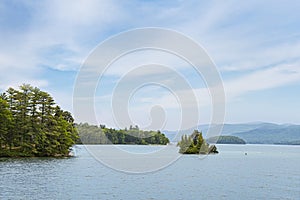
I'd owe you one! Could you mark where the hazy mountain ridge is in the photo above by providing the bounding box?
[163,122,300,144]
[232,124,300,144]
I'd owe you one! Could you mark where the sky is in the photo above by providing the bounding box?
[0,0,300,130]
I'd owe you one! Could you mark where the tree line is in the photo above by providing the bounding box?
[206,135,246,144]
[76,123,170,145]
[0,84,78,157]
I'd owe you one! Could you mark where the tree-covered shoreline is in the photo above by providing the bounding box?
[0,84,78,157]
[207,135,246,144]
[76,123,170,145]
[0,83,170,158]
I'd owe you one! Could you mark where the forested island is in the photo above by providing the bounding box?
[274,140,300,145]
[207,136,246,144]
[76,123,170,145]
[177,130,218,154]
[0,84,78,157]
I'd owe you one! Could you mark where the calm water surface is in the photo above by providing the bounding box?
[0,144,299,200]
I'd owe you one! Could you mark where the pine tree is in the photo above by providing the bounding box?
[177,130,218,154]
[0,84,78,157]
[0,96,13,150]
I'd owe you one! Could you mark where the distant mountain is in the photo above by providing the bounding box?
[163,122,300,145]
[231,124,300,144]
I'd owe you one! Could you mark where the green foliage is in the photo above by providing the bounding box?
[206,135,246,144]
[0,97,13,149]
[0,84,78,157]
[177,130,218,154]
[76,123,170,145]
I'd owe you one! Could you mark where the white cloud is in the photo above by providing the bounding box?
[103,50,188,77]
[124,62,300,125]
[0,79,49,91]
[0,0,123,91]
[1,0,300,126]
[225,62,300,100]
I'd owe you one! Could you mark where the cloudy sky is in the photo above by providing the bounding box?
[1,0,300,130]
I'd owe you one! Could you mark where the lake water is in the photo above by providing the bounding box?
[0,144,299,199]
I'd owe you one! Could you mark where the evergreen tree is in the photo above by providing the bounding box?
[76,123,169,145]
[0,96,13,150]
[0,84,78,157]
[177,130,218,154]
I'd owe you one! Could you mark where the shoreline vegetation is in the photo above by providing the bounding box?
[76,123,169,145]
[2,85,297,158]
[0,84,170,158]
[0,84,78,158]
[207,135,246,144]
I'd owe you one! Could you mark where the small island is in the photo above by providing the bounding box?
[177,130,218,154]
[207,135,246,144]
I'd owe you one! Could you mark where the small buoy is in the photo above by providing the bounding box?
[245,152,247,155]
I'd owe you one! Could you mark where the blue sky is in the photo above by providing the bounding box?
[0,0,300,130]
